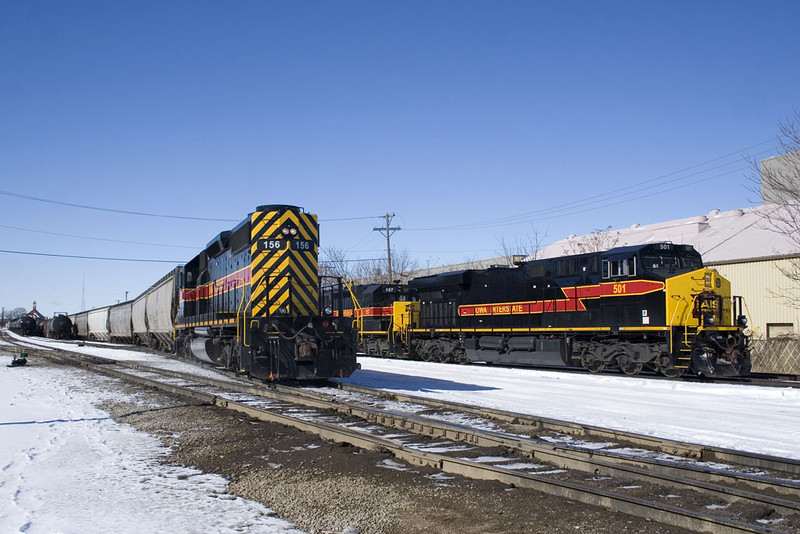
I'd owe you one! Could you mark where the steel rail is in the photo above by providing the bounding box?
[76,355,800,511]
[32,350,780,533]
[336,382,800,476]
[2,336,795,533]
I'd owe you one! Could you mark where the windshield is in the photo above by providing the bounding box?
[641,255,680,271]
[681,255,703,270]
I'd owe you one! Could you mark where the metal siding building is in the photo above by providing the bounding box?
[710,257,800,340]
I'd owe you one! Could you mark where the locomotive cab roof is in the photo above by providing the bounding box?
[599,242,699,261]
[255,204,305,213]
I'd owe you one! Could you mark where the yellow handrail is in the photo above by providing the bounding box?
[239,276,267,348]
[341,279,364,345]
[232,278,246,344]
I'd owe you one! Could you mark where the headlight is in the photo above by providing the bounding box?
[290,228,298,236]
[281,228,290,236]
[323,305,333,316]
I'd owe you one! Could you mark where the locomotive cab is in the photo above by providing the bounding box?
[601,243,702,282]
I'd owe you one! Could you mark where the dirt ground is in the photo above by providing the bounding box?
[100,381,694,534]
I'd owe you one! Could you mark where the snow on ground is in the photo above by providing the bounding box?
[4,332,241,384]
[338,357,800,461]
[5,329,800,531]
[0,345,303,534]
[8,331,800,461]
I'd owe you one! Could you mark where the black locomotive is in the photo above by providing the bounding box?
[8,315,40,337]
[339,242,751,378]
[173,204,359,380]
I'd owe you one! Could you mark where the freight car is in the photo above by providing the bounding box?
[67,205,358,381]
[39,313,73,340]
[340,242,751,378]
[68,269,180,350]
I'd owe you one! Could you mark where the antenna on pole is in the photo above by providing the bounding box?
[373,213,401,282]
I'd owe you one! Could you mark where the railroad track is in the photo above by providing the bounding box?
[3,335,800,533]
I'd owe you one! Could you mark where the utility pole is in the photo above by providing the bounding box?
[373,213,401,282]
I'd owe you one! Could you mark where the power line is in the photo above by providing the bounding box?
[0,249,182,263]
[0,189,239,222]
[0,224,198,249]
[319,215,384,222]
[0,186,389,224]
[404,140,777,232]
[319,257,384,264]
[505,165,750,225]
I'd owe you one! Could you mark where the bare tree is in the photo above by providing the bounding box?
[562,226,621,255]
[496,224,549,264]
[353,248,420,284]
[2,307,28,322]
[749,111,800,309]
[319,246,353,280]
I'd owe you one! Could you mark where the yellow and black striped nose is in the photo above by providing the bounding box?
[249,205,319,317]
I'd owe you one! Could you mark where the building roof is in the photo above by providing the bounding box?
[405,205,799,281]
[534,205,798,265]
[26,309,46,320]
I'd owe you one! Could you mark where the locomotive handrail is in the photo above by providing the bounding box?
[736,295,759,341]
[233,278,246,346]
[342,279,365,345]
[666,295,684,357]
[682,292,704,350]
[240,276,268,348]
[669,296,685,326]
[388,306,403,350]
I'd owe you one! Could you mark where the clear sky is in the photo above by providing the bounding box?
[1,0,798,317]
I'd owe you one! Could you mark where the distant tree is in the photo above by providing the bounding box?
[496,224,549,264]
[749,111,800,309]
[3,307,28,321]
[353,248,419,284]
[319,246,354,281]
[320,246,419,285]
[562,226,621,255]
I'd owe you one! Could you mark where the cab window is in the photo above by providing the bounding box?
[602,257,636,279]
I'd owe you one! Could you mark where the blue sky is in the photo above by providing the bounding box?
[1,0,798,317]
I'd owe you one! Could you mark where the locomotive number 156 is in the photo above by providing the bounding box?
[259,239,314,251]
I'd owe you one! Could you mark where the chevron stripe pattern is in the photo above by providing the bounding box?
[249,206,319,317]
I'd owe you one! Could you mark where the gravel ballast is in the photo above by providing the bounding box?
[99,378,692,534]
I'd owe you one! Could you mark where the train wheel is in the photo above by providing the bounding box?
[616,355,643,376]
[659,366,685,379]
[620,361,643,376]
[455,349,470,365]
[586,361,605,373]
[581,353,605,373]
